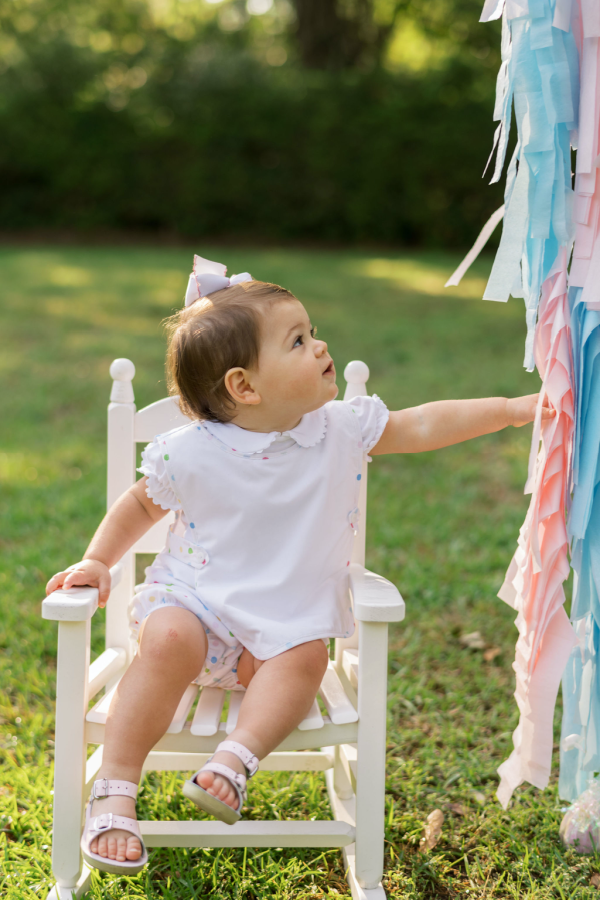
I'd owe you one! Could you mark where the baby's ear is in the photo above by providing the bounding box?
[224,367,261,406]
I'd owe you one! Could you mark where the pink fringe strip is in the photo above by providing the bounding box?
[496,248,578,808]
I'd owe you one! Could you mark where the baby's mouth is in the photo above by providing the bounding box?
[323,361,335,376]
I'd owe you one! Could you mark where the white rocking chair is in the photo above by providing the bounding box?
[43,358,405,900]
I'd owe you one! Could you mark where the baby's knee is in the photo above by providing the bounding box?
[139,608,206,668]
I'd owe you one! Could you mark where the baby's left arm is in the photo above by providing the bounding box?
[371,394,554,455]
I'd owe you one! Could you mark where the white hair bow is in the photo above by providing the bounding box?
[184,255,252,307]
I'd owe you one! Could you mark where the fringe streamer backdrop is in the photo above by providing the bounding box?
[559,21,600,792]
[487,0,600,808]
[476,0,580,807]
[450,0,600,808]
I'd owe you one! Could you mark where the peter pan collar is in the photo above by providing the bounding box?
[202,405,328,454]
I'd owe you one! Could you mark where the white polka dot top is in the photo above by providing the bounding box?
[138,395,389,660]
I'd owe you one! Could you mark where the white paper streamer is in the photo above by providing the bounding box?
[445,205,505,287]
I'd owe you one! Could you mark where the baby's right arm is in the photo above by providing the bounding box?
[45,478,167,608]
[371,394,552,455]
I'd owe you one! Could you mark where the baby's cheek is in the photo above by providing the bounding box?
[299,363,323,393]
[279,369,315,402]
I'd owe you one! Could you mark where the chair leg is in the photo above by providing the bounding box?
[51,620,90,890]
[354,621,388,891]
[47,865,93,900]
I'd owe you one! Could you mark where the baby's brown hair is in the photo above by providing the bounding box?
[166,280,297,423]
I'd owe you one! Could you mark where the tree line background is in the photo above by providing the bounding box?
[0,0,505,247]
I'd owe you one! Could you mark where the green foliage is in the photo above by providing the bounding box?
[1,244,598,896]
[0,0,504,246]
[391,0,500,64]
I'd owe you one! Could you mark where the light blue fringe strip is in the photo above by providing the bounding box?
[559,288,600,801]
[483,0,578,371]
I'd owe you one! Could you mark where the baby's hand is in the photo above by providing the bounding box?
[45,559,112,608]
[506,393,555,428]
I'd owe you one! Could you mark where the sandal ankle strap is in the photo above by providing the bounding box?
[91,779,139,801]
[215,741,259,777]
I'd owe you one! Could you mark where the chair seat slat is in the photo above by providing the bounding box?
[86,686,117,724]
[167,684,199,734]
[191,687,225,736]
[297,698,325,731]
[225,691,244,734]
[86,683,199,734]
[342,648,359,689]
[319,663,359,725]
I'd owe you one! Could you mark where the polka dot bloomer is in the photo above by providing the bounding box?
[129,581,246,691]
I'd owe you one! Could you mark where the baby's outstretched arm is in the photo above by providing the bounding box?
[45,478,167,607]
[372,393,554,455]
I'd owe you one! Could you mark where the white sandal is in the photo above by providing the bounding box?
[182,740,259,825]
[80,778,149,874]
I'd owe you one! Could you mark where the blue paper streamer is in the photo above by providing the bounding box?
[559,288,600,800]
[483,0,579,371]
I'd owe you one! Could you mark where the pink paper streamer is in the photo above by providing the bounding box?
[496,249,578,808]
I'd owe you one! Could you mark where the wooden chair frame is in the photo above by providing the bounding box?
[42,358,405,900]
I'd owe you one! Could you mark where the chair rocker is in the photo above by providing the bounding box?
[43,358,405,900]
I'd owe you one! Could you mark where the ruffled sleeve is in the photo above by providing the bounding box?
[137,439,182,512]
[348,394,390,454]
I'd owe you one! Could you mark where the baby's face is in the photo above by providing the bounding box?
[254,300,338,420]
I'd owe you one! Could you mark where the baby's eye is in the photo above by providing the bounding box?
[293,334,304,348]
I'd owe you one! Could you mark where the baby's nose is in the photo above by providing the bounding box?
[315,339,328,355]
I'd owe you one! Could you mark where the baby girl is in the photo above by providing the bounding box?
[46,255,551,874]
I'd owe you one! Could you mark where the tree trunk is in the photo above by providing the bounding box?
[291,0,392,70]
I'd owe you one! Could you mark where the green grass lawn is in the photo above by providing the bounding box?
[0,244,597,898]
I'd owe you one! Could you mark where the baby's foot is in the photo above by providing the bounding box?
[89,793,142,862]
[194,749,246,810]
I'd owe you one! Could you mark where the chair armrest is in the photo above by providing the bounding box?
[41,562,123,622]
[42,586,99,621]
[349,564,405,623]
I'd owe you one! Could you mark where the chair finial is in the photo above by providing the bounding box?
[344,360,369,384]
[110,358,135,403]
[343,360,369,401]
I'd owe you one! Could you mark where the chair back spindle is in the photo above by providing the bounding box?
[336,361,371,663]
[106,359,137,661]
[342,360,370,568]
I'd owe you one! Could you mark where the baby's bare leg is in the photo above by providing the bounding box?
[196,640,329,809]
[90,606,207,862]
